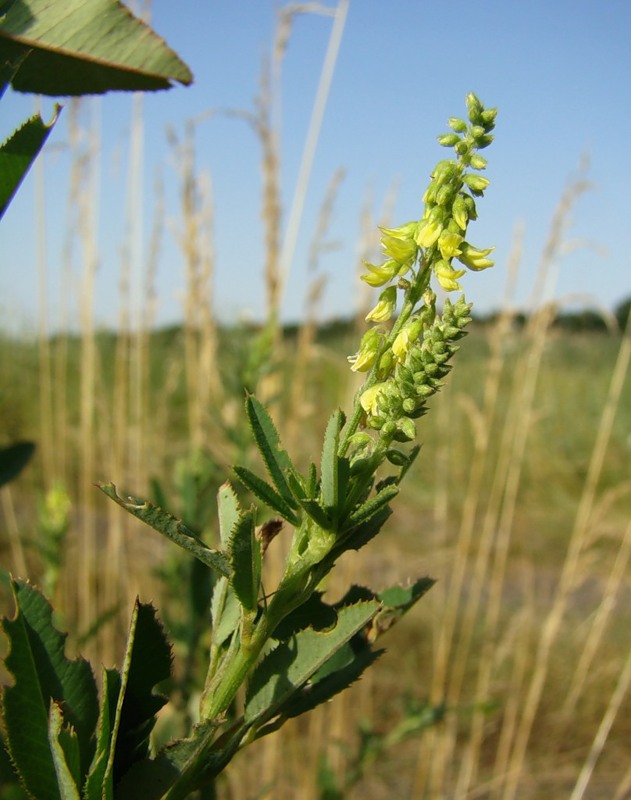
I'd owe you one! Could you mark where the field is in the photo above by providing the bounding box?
[1,309,630,799]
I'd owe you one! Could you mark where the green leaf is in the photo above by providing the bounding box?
[295,496,331,530]
[228,510,261,613]
[0,0,192,96]
[0,579,99,800]
[0,108,59,219]
[210,579,240,648]
[104,601,172,787]
[217,481,240,548]
[99,483,231,578]
[331,505,392,557]
[233,465,300,526]
[245,395,299,510]
[320,409,349,528]
[48,702,81,800]
[0,440,35,487]
[83,668,120,800]
[346,484,399,529]
[244,600,380,727]
[114,719,229,800]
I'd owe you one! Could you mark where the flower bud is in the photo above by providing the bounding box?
[448,117,468,133]
[360,383,387,415]
[437,132,461,148]
[463,173,490,195]
[395,418,416,441]
[469,154,487,170]
[466,93,484,124]
[452,194,468,230]
[415,218,442,248]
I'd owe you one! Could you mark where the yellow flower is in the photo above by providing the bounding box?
[438,230,463,259]
[366,286,397,322]
[360,383,387,416]
[457,242,495,271]
[434,259,466,292]
[360,259,398,287]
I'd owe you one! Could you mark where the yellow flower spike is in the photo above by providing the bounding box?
[438,230,464,259]
[360,383,387,416]
[366,286,397,322]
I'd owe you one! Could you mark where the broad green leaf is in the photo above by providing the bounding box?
[0,440,35,486]
[99,483,231,578]
[228,510,261,613]
[83,668,120,800]
[0,0,192,96]
[104,601,172,787]
[0,579,99,800]
[217,481,240,548]
[0,45,27,98]
[233,465,300,526]
[48,702,81,800]
[244,600,380,726]
[245,395,299,510]
[266,645,383,729]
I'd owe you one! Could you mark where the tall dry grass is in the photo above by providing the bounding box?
[2,3,630,799]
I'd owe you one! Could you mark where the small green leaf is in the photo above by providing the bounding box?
[0,0,192,96]
[346,484,399,529]
[0,109,59,219]
[245,395,299,510]
[233,465,300,526]
[48,702,81,800]
[99,483,231,578]
[0,440,35,486]
[0,580,99,799]
[244,600,380,727]
[229,511,261,613]
[320,409,349,529]
[295,497,331,530]
[217,482,240,548]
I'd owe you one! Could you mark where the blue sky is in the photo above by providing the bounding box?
[1,0,630,331]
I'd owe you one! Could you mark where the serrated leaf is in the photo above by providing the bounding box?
[217,482,240,548]
[105,601,172,786]
[0,579,99,799]
[0,0,192,96]
[114,719,230,800]
[244,600,380,727]
[83,668,120,800]
[367,577,435,642]
[245,395,299,510]
[320,410,349,529]
[228,511,261,613]
[99,483,231,578]
[271,592,338,641]
[332,505,392,557]
[272,645,383,726]
[210,579,240,648]
[346,484,399,529]
[0,440,35,486]
[0,108,59,219]
[48,702,81,800]
[233,465,300,526]
[295,496,331,529]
